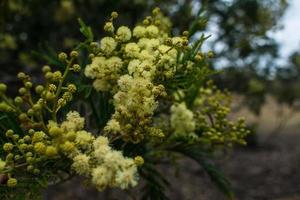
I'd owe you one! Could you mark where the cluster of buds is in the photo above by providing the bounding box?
[0,51,82,187]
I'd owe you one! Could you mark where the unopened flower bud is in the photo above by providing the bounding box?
[42,65,51,73]
[25,82,32,89]
[14,96,23,105]
[58,52,68,61]
[17,72,26,80]
[72,64,81,72]
[111,11,118,19]
[18,87,27,95]
[7,178,17,187]
[134,156,144,166]
[70,51,78,58]
[0,83,7,94]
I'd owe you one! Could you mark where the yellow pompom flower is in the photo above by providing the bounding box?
[100,37,117,55]
[133,26,146,38]
[34,142,46,154]
[146,25,159,38]
[45,146,58,157]
[170,102,196,136]
[116,26,131,42]
[72,154,90,176]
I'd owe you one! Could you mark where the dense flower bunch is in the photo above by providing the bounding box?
[0,8,249,199]
[0,52,140,193]
[85,9,180,143]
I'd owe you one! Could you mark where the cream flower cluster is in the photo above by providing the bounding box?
[73,137,138,191]
[85,56,123,91]
[41,111,139,191]
[105,75,165,142]
[170,102,196,136]
[85,8,188,142]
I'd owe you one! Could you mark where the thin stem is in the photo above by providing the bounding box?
[1,95,21,113]
[52,58,75,121]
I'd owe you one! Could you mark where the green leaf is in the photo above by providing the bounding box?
[0,112,23,135]
[171,144,234,199]
[32,44,64,70]
[78,18,94,42]
[140,163,170,200]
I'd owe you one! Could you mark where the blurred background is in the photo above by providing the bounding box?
[1,0,300,199]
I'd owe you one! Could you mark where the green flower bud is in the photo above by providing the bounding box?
[18,87,27,95]
[33,168,40,175]
[154,20,161,26]
[52,71,62,82]
[70,51,78,58]
[23,135,31,143]
[152,7,160,15]
[42,65,51,73]
[182,31,189,37]
[26,156,34,164]
[67,84,76,93]
[27,165,34,172]
[12,134,19,141]
[25,82,32,89]
[14,155,21,161]
[104,22,114,32]
[5,129,14,138]
[6,153,14,161]
[72,64,81,72]
[46,92,55,101]
[19,144,28,151]
[48,84,57,92]
[18,139,24,144]
[90,42,98,49]
[27,144,33,150]
[32,104,42,112]
[111,11,118,19]
[195,54,203,62]
[27,108,35,116]
[0,102,12,112]
[88,53,95,59]
[7,178,17,187]
[207,51,214,58]
[57,98,67,107]
[3,143,14,152]
[0,83,7,94]
[19,113,28,122]
[62,92,72,101]
[35,85,44,94]
[26,152,33,157]
[14,96,23,105]
[143,19,150,25]
[58,52,68,61]
[17,72,26,80]
[28,129,35,135]
[134,156,144,166]
[45,72,53,80]
[0,159,5,172]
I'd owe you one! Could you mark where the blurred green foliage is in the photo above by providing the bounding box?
[1,0,299,114]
